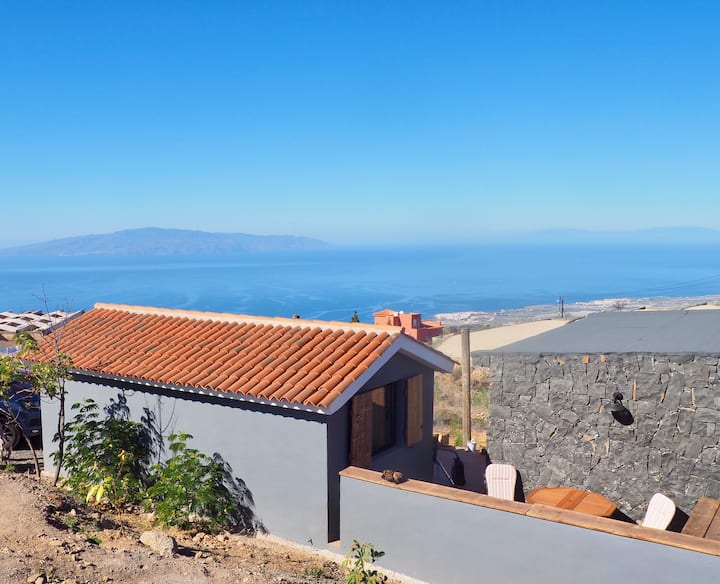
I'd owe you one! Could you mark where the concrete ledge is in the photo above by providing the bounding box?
[341,466,720,558]
[528,504,720,557]
[340,466,531,515]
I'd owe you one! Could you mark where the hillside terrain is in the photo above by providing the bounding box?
[0,468,407,584]
[0,228,327,256]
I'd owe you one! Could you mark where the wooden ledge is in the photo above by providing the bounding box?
[340,466,720,557]
[340,466,531,515]
[528,505,720,556]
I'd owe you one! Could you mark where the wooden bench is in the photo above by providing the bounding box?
[682,496,720,541]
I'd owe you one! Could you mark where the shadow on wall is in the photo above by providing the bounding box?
[216,454,267,534]
[102,392,265,534]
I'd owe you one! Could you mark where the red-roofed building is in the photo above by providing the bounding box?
[37,303,454,545]
[373,309,444,343]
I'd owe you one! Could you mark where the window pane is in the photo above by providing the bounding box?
[371,386,395,454]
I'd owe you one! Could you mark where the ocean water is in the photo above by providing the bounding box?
[2,244,720,323]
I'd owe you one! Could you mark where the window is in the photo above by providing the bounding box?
[370,385,396,455]
[349,374,424,467]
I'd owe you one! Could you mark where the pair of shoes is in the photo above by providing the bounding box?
[380,469,404,484]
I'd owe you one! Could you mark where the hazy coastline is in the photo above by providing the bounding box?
[435,294,720,326]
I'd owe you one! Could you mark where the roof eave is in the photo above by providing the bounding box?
[325,334,455,415]
[71,369,329,415]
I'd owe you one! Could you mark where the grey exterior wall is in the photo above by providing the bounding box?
[41,352,438,545]
[485,352,720,518]
[42,378,330,545]
[340,474,720,584]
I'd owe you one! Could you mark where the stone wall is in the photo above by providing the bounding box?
[485,352,720,519]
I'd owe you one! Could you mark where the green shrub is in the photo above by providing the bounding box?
[304,565,327,579]
[59,399,151,508]
[146,433,245,533]
[59,399,257,534]
[343,540,387,584]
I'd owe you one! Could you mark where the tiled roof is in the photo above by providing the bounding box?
[373,309,396,317]
[32,303,439,412]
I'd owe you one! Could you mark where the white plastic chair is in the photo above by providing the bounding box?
[640,493,675,530]
[485,463,517,501]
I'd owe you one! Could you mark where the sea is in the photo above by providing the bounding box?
[2,243,720,325]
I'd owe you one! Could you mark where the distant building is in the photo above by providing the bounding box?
[372,309,443,343]
[0,309,83,354]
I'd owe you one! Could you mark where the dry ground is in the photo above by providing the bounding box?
[0,468,404,584]
[433,365,489,449]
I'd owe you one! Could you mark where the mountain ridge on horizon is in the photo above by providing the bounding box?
[497,226,720,244]
[0,227,328,256]
[2,226,719,257]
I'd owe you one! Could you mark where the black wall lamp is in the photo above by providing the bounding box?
[605,391,634,425]
[606,391,627,413]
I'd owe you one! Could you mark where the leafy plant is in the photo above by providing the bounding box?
[304,565,326,579]
[61,514,80,532]
[146,433,245,533]
[343,540,387,584]
[59,399,152,508]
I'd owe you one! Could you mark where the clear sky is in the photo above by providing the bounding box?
[2,1,719,246]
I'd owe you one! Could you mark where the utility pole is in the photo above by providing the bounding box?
[558,296,565,319]
[461,327,472,446]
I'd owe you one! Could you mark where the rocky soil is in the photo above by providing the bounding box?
[0,469,402,584]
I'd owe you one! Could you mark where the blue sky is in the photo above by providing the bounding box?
[2,1,719,246]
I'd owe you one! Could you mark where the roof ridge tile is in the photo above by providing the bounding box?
[93,302,402,334]
[31,303,453,412]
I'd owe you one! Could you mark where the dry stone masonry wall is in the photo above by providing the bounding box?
[485,352,720,519]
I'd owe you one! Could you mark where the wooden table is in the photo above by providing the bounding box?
[682,496,720,541]
[527,487,617,517]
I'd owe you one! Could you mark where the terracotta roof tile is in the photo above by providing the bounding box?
[31,303,415,410]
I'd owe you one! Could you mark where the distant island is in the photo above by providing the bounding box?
[0,228,328,256]
[504,227,720,245]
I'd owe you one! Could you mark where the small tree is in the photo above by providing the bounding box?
[146,433,246,533]
[350,310,360,323]
[15,325,74,485]
[60,399,152,507]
